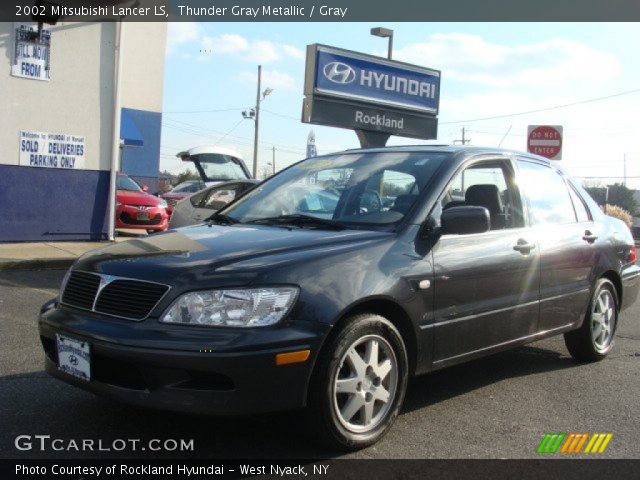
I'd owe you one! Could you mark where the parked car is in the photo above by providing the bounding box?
[160,180,206,215]
[40,146,639,450]
[169,179,259,228]
[176,145,252,183]
[115,173,169,233]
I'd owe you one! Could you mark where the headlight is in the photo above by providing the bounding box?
[160,287,298,327]
[159,199,168,208]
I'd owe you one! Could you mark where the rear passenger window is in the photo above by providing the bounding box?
[517,161,576,225]
[568,187,591,222]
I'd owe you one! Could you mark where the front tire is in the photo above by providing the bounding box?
[564,278,618,362]
[308,314,408,450]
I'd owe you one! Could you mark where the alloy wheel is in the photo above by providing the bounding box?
[592,288,615,352]
[332,334,398,434]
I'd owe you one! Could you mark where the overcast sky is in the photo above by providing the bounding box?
[160,22,640,186]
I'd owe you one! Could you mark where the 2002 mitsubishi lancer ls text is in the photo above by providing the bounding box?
[39,146,639,450]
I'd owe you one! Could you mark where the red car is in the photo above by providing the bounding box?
[116,174,169,233]
[159,180,205,215]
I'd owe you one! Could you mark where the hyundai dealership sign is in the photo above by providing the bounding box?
[303,44,440,141]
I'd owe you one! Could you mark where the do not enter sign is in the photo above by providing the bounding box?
[527,125,563,160]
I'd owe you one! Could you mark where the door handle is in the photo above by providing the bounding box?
[582,230,598,243]
[513,239,535,254]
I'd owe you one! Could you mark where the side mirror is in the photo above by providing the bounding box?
[141,184,149,192]
[441,206,490,235]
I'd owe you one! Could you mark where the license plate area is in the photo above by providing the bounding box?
[137,211,150,220]
[56,334,91,382]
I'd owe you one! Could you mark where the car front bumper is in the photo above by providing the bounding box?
[38,303,328,416]
[115,205,169,231]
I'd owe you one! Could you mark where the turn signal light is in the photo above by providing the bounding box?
[629,245,637,263]
[275,350,310,366]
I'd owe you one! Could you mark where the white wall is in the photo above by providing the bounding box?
[0,21,116,171]
[120,22,167,113]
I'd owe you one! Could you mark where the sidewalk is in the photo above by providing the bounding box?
[0,235,138,271]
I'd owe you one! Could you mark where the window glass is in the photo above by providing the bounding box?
[189,190,208,208]
[517,161,576,225]
[193,154,250,181]
[568,186,591,222]
[222,152,447,227]
[202,185,240,210]
[441,162,523,230]
[116,175,142,192]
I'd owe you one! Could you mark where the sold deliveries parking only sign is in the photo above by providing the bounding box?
[527,125,563,160]
[19,130,86,169]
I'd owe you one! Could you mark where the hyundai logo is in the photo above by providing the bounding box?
[323,62,356,84]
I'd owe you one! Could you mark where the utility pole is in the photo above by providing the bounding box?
[272,146,276,175]
[252,65,262,178]
[454,127,471,145]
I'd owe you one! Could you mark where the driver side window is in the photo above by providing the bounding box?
[441,161,524,230]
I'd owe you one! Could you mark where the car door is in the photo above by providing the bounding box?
[516,159,596,332]
[431,157,540,365]
[191,183,244,224]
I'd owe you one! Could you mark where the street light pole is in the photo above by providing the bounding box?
[272,145,276,175]
[370,27,394,59]
[252,65,261,178]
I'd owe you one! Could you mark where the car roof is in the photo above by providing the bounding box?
[339,144,551,163]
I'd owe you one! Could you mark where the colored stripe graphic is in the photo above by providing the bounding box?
[560,433,589,454]
[539,433,613,455]
[537,433,566,454]
[584,433,613,454]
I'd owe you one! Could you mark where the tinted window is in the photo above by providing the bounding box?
[568,186,591,222]
[441,161,524,230]
[518,161,576,225]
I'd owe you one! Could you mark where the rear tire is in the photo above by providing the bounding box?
[308,314,408,451]
[564,278,618,362]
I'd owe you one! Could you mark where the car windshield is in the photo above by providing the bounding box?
[194,154,250,181]
[221,151,448,228]
[172,181,203,193]
[116,175,142,192]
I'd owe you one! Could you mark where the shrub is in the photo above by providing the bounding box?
[603,204,633,228]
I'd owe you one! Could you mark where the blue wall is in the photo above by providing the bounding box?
[120,108,162,194]
[0,165,110,242]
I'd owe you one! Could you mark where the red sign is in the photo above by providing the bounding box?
[527,125,563,160]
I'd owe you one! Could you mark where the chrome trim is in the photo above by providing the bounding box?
[60,271,172,322]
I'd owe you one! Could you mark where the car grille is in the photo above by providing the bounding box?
[61,271,170,320]
[119,212,162,225]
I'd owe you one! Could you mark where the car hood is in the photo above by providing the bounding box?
[117,189,162,206]
[74,224,393,287]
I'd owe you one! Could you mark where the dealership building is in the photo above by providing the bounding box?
[0,22,167,242]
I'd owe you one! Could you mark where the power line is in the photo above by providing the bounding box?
[440,87,640,125]
[164,107,245,114]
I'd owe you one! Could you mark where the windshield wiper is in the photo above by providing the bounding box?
[206,212,239,225]
[245,214,346,230]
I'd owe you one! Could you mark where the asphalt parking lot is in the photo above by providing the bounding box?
[1,269,639,460]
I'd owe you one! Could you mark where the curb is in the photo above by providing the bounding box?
[0,257,76,272]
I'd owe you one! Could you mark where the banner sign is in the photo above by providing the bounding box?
[303,96,438,139]
[19,130,86,169]
[305,44,440,114]
[12,23,51,81]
